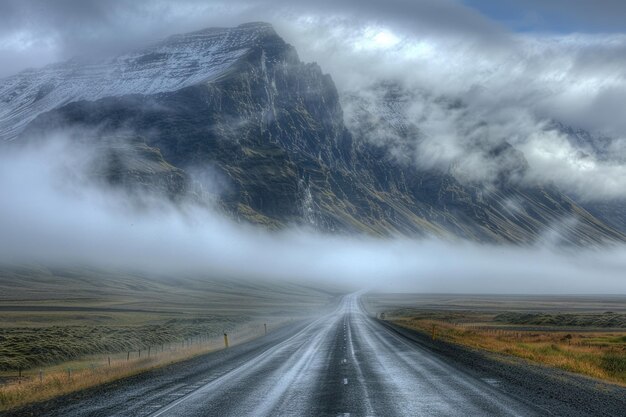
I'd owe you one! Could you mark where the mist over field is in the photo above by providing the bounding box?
[0,136,624,294]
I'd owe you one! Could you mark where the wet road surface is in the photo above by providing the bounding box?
[145,294,543,416]
[8,294,585,416]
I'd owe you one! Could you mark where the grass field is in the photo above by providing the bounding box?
[0,310,248,372]
[0,320,272,411]
[0,265,339,410]
[365,294,626,386]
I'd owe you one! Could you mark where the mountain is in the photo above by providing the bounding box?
[341,83,625,243]
[1,22,624,244]
[581,201,626,235]
[546,121,626,234]
[0,23,272,141]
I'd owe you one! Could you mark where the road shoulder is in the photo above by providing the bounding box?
[380,319,626,417]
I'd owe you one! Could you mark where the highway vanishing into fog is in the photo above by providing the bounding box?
[146,294,540,417]
[10,294,626,417]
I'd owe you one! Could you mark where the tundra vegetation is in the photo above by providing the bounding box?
[0,266,337,411]
[388,310,626,386]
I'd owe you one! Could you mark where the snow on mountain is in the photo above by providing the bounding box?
[0,22,274,141]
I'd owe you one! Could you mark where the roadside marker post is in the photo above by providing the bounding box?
[224,333,229,348]
[431,324,436,340]
[264,323,267,335]
[39,369,43,383]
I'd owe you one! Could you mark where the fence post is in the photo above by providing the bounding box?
[224,333,229,348]
[264,323,267,335]
[67,368,72,381]
[18,367,21,384]
[108,356,111,367]
[127,351,130,361]
[39,369,43,383]
[148,346,151,357]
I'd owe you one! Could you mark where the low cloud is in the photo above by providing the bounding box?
[0,0,504,78]
[1,136,625,294]
[519,129,626,201]
[343,82,626,200]
[267,15,626,201]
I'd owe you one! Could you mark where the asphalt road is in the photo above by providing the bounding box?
[156,293,546,417]
[7,293,624,416]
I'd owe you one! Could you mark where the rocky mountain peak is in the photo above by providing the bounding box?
[0,22,282,141]
[3,23,624,245]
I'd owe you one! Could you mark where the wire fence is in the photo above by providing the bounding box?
[0,320,280,411]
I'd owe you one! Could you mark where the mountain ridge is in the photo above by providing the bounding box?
[3,22,625,245]
[0,22,278,141]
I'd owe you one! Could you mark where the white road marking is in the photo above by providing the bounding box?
[343,378,348,385]
[482,378,500,386]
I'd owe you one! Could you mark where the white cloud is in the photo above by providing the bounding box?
[287,18,626,199]
[520,129,626,200]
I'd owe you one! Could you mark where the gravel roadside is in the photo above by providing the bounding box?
[382,319,626,417]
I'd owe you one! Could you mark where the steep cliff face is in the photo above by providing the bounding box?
[21,23,358,229]
[6,23,625,244]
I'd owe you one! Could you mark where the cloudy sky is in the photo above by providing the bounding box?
[1,0,626,201]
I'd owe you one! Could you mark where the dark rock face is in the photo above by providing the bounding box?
[14,23,626,244]
[22,27,354,228]
[92,136,190,200]
[580,200,626,235]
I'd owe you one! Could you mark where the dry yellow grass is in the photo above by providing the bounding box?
[0,320,281,412]
[392,317,626,386]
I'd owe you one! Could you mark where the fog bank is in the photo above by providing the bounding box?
[0,138,624,294]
